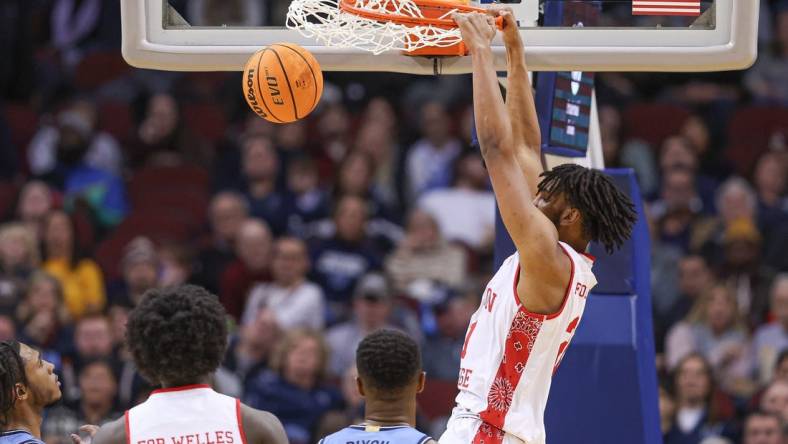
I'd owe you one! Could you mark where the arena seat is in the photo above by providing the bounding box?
[182,103,228,145]
[417,378,459,421]
[0,182,18,221]
[98,101,134,143]
[725,106,788,176]
[130,189,210,226]
[129,166,210,196]
[622,102,691,148]
[73,51,132,90]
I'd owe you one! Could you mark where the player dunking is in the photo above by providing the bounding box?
[74,285,287,444]
[440,8,637,444]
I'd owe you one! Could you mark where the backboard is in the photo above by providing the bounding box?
[121,0,758,74]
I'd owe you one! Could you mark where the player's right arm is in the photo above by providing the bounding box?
[240,403,289,444]
[453,13,567,287]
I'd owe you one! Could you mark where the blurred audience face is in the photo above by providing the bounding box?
[276,120,307,151]
[28,275,60,315]
[354,297,390,332]
[75,316,113,358]
[754,152,786,204]
[17,181,52,228]
[287,159,319,195]
[705,286,737,334]
[355,122,393,163]
[420,101,451,146]
[235,219,272,272]
[436,296,475,340]
[272,238,309,287]
[661,169,697,210]
[0,315,16,341]
[0,224,37,270]
[771,277,788,328]
[157,244,192,288]
[717,179,756,223]
[107,306,129,347]
[210,192,249,243]
[362,97,396,131]
[79,361,117,408]
[124,261,157,296]
[335,197,367,243]
[743,413,782,444]
[338,153,373,197]
[284,334,323,389]
[242,136,278,182]
[680,115,710,155]
[141,94,179,143]
[660,136,697,172]
[761,380,788,423]
[678,255,713,298]
[318,104,351,141]
[675,355,711,407]
[456,153,488,190]
[241,308,279,353]
[599,105,622,165]
[405,210,440,250]
[43,211,74,259]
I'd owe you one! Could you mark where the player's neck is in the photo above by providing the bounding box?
[160,375,212,389]
[5,404,43,439]
[363,396,416,427]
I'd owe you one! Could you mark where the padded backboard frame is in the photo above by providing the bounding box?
[121,0,758,74]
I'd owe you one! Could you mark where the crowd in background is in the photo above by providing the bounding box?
[0,1,786,444]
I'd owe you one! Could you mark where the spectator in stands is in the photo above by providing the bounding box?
[650,167,706,252]
[693,177,760,256]
[660,385,677,438]
[385,209,466,296]
[15,180,53,236]
[42,209,105,318]
[660,255,716,333]
[419,152,495,253]
[315,104,352,173]
[665,284,753,396]
[282,156,330,236]
[334,151,394,221]
[42,359,120,444]
[0,315,15,341]
[60,314,116,403]
[28,99,122,177]
[244,329,342,444]
[50,0,106,66]
[131,93,212,169]
[275,120,309,181]
[108,237,158,308]
[325,273,395,377]
[718,218,776,328]
[238,134,288,235]
[0,223,39,312]
[186,0,264,27]
[664,353,736,444]
[753,275,788,384]
[742,411,784,444]
[744,2,788,104]
[421,292,476,381]
[242,237,324,330]
[659,135,717,212]
[406,100,462,201]
[195,191,248,294]
[354,119,405,213]
[15,271,70,351]
[157,242,194,287]
[309,196,382,320]
[219,218,272,320]
[224,308,279,384]
[752,151,788,269]
[759,380,788,423]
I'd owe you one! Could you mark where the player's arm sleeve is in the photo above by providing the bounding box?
[469,45,560,263]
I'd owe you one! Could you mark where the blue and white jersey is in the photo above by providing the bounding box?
[0,430,45,444]
[320,424,432,444]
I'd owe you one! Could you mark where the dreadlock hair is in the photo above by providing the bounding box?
[0,341,27,431]
[356,330,421,398]
[537,164,637,254]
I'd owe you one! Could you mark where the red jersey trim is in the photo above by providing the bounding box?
[124,411,131,444]
[512,243,576,320]
[150,384,211,395]
[236,399,249,444]
[581,252,596,262]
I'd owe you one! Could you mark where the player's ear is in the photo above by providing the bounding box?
[416,371,426,394]
[560,207,581,226]
[14,383,27,401]
[355,376,366,397]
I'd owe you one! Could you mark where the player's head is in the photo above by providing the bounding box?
[355,330,424,402]
[535,164,637,253]
[0,341,61,430]
[126,285,227,387]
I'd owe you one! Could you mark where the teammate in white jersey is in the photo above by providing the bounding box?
[439,9,638,444]
[73,285,287,444]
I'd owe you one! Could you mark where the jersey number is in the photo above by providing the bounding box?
[552,316,580,374]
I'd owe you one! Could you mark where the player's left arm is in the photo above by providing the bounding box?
[71,419,125,444]
[240,403,289,444]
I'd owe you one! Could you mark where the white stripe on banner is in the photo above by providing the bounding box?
[632,1,700,5]
[632,7,701,13]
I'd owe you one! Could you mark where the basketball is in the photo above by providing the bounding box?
[242,43,323,123]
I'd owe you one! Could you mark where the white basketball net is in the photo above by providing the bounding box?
[286,0,466,54]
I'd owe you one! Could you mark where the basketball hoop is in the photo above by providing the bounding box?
[286,0,503,57]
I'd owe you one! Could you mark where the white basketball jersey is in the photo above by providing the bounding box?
[454,242,597,444]
[126,385,246,444]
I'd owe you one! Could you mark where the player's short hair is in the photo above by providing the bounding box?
[356,330,421,393]
[0,341,27,430]
[537,164,637,254]
[126,285,227,386]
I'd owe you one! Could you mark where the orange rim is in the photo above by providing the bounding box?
[338,0,500,29]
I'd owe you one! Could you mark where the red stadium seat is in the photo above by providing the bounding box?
[182,103,228,144]
[97,101,134,143]
[0,182,18,221]
[725,106,788,176]
[73,51,131,90]
[3,103,39,173]
[130,189,210,226]
[129,166,210,196]
[622,102,691,148]
[417,378,459,421]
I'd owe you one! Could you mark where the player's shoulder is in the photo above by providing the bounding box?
[91,415,126,444]
[239,402,288,444]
